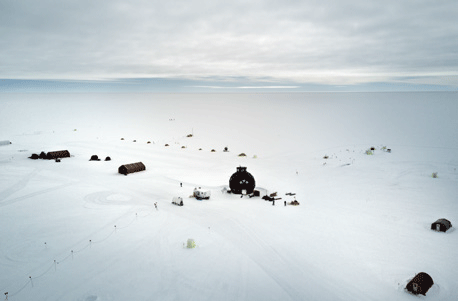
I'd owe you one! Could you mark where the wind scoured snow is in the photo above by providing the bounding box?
[0,92,457,301]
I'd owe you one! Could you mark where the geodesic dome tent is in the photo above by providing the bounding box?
[431,218,452,232]
[406,272,434,296]
[229,166,256,194]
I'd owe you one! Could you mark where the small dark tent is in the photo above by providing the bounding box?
[431,218,452,232]
[46,150,70,160]
[229,166,256,194]
[406,272,434,295]
[29,153,39,159]
[118,162,146,175]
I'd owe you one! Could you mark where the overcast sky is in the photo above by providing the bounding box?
[1,0,457,90]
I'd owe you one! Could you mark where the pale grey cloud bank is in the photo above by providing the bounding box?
[1,0,457,90]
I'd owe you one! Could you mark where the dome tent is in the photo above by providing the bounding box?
[431,218,452,232]
[29,153,39,159]
[406,272,434,295]
[90,155,100,161]
[229,166,255,194]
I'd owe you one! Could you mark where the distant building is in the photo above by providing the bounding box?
[229,166,256,195]
[431,218,452,232]
[46,150,70,160]
[193,188,211,200]
[118,162,146,175]
[406,272,434,295]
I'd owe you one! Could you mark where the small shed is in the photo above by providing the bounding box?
[193,188,211,200]
[118,162,146,175]
[172,197,183,206]
[431,218,452,232]
[90,155,100,161]
[406,272,434,295]
[46,150,70,160]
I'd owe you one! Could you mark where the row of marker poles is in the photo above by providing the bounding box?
[4,211,151,299]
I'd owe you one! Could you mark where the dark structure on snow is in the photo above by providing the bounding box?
[29,153,39,159]
[90,155,100,161]
[406,272,434,296]
[46,150,70,160]
[431,218,452,232]
[118,162,146,175]
[30,150,70,160]
[229,166,256,194]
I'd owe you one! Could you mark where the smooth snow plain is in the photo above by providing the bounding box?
[0,92,457,301]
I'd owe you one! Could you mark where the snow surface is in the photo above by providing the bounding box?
[1,92,457,301]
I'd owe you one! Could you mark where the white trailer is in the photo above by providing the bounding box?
[193,188,211,200]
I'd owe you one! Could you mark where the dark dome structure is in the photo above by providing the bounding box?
[229,167,255,194]
[406,272,434,296]
[431,218,452,232]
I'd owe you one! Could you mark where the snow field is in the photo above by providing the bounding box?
[0,92,457,300]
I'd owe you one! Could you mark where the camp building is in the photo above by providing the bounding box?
[46,150,70,160]
[406,272,434,295]
[431,218,452,232]
[118,162,146,175]
[229,166,256,194]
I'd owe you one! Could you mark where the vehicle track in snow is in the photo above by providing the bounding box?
[166,199,343,300]
[0,179,78,208]
[0,169,39,204]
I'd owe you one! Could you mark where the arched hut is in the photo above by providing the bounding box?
[90,155,100,161]
[431,218,452,232]
[229,166,256,194]
[406,272,434,295]
[118,162,146,175]
[46,150,70,160]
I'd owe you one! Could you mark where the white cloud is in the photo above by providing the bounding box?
[1,0,457,87]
